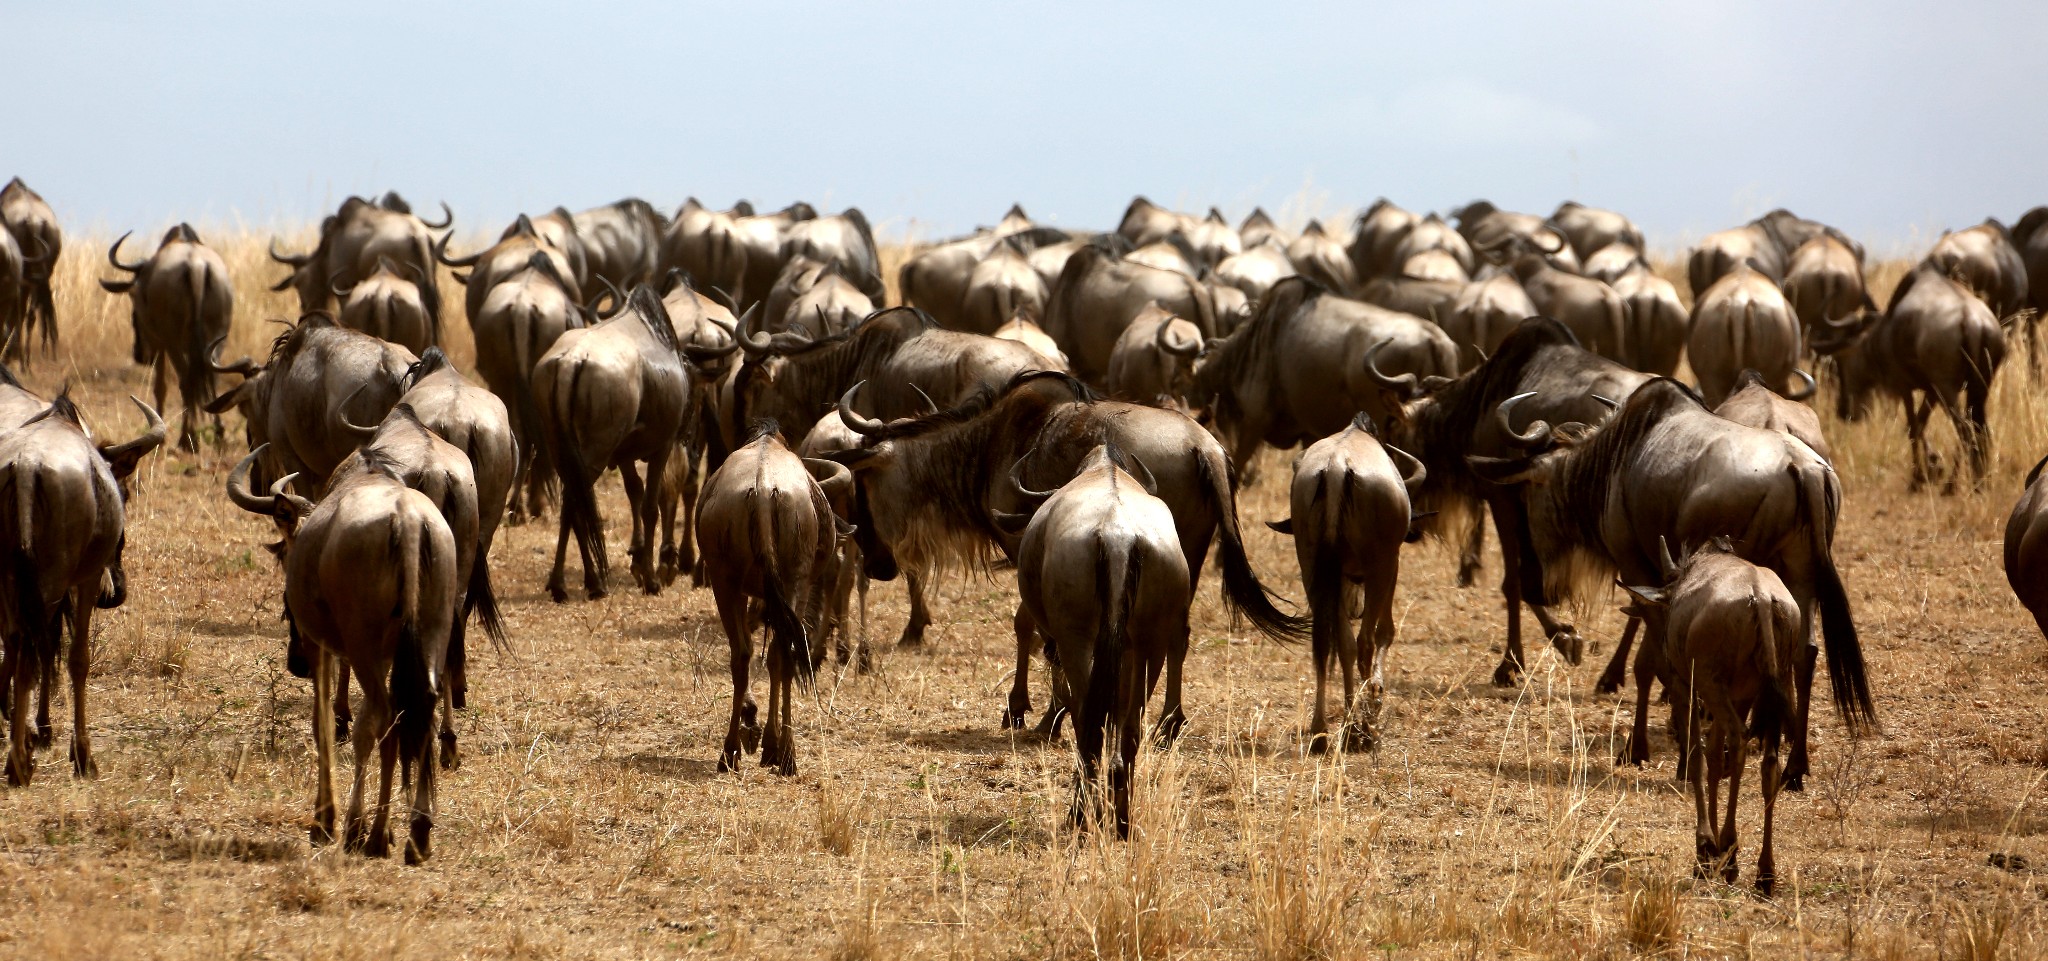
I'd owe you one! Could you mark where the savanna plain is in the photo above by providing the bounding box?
[2,229,2044,960]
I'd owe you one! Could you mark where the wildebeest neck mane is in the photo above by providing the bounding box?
[857,369,1096,443]
[1194,275,1325,397]
[739,308,933,422]
[1404,316,1580,488]
[1546,377,1699,547]
[628,286,682,353]
[405,347,452,388]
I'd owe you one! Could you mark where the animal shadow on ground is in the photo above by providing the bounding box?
[899,726,1056,755]
[618,753,724,782]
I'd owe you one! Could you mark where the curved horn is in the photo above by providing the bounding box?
[1590,394,1620,412]
[206,335,258,377]
[332,278,355,301]
[804,457,854,502]
[1155,319,1201,358]
[434,233,484,269]
[1386,443,1428,489]
[97,396,167,462]
[335,382,381,438]
[1363,339,1419,394]
[226,446,279,514]
[1786,368,1817,401]
[20,234,52,265]
[1656,535,1677,581]
[835,382,886,436]
[107,232,148,273]
[682,340,741,367]
[267,237,312,268]
[417,201,453,230]
[1009,448,1059,500]
[909,383,939,414]
[1534,226,1567,254]
[1496,391,1555,449]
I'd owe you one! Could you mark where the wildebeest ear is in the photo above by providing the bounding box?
[1619,585,1667,609]
[992,511,1033,537]
[202,382,247,415]
[1265,517,1294,535]
[99,278,135,294]
[1464,454,1536,485]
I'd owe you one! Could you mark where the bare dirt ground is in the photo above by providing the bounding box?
[0,236,2043,960]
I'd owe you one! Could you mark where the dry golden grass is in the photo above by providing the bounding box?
[1,228,2046,959]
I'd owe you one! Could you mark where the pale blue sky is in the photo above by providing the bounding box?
[9,2,2044,252]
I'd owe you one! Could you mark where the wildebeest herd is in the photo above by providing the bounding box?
[3,176,2048,892]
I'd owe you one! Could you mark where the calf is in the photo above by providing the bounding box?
[1266,414,1426,751]
[1003,444,1191,834]
[1622,538,1801,896]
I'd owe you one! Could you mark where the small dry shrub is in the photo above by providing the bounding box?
[1622,874,1682,955]
[818,780,857,856]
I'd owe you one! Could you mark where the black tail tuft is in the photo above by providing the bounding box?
[1201,451,1310,642]
[1815,556,1876,733]
[465,554,508,651]
[391,621,436,786]
[549,366,607,581]
[762,570,813,685]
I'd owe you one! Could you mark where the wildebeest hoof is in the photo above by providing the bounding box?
[1783,774,1804,792]
[6,754,32,786]
[1550,628,1583,665]
[1305,730,1331,755]
[1341,724,1376,753]
[31,726,52,749]
[70,745,96,779]
[1001,706,1027,729]
[1491,661,1521,687]
[1755,868,1776,898]
[405,819,433,865]
[586,586,608,601]
[1455,561,1481,589]
[363,828,391,859]
[309,821,335,846]
[740,724,762,756]
[438,731,460,771]
[334,716,351,740]
[1154,711,1186,746]
[547,583,570,604]
[717,749,740,773]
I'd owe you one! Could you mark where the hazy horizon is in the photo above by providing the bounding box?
[10,2,2045,256]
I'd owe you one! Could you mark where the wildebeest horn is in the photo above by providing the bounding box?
[836,382,886,436]
[910,383,939,414]
[335,383,381,438]
[207,335,258,376]
[1155,319,1201,358]
[1497,391,1555,449]
[1590,394,1619,412]
[1534,226,1567,255]
[1010,447,1059,500]
[1656,535,1677,581]
[803,457,854,502]
[1786,368,1817,401]
[20,235,52,265]
[107,232,148,273]
[434,232,484,269]
[97,396,167,462]
[227,446,286,514]
[682,340,740,367]
[1363,339,1419,394]
[267,237,312,268]
[1386,443,1427,490]
[331,278,354,300]
[418,201,454,230]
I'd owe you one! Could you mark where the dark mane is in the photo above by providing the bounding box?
[1729,368,1768,393]
[378,192,412,214]
[0,360,21,389]
[736,307,936,423]
[40,392,83,427]
[259,312,337,372]
[406,347,452,388]
[1401,316,1582,493]
[858,369,1096,443]
[745,418,782,444]
[1548,378,1700,546]
[628,285,681,352]
[1193,275,1324,402]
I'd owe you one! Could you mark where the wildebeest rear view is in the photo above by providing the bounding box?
[5,13,2047,948]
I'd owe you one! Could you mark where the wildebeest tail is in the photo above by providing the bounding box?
[1795,464,1875,733]
[1084,539,1142,752]
[753,488,814,683]
[1199,448,1309,641]
[187,258,215,409]
[1307,472,1345,671]
[1749,592,1795,743]
[465,542,507,650]
[547,360,607,579]
[511,302,557,503]
[392,517,438,778]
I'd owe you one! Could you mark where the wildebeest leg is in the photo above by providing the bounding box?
[1714,696,1746,885]
[759,635,786,773]
[310,653,337,845]
[774,646,798,776]
[438,634,461,771]
[1456,512,1486,588]
[333,661,353,740]
[407,687,440,865]
[1154,615,1187,745]
[1784,641,1817,791]
[898,566,931,647]
[1622,633,1656,766]
[1006,603,1035,729]
[6,637,35,785]
[1068,651,1105,830]
[642,451,673,593]
[620,460,658,594]
[657,449,687,586]
[361,668,399,860]
[854,570,871,674]
[1354,566,1398,751]
[1905,393,1935,491]
[1491,500,1529,686]
[1937,390,1985,492]
[33,640,53,748]
[1111,645,1144,838]
[1596,617,1641,696]
[67,601,95,778]
[1756,722,1784,896]
[1532,604,1582,665]
[344,663,388,856]
[546,508,574,602]
[714,585,758,772]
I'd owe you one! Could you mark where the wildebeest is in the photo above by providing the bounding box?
[336,257,435,353]
[226,446,456,862]
[1453,201,1578,272]
[1550,201,1644,262]
[664,198,754,303]
[992,311,1068,370]
[1347,199,1420,280]
[1358,274,1463,324]
[1620,538,1801,895]
[1608,256,1689,377]
[535,286,720,600]
[1464,378,1873,790]
[571,198,667,296]
[2016,207,2048,376]
[1240,207,1286,249]
[1811,265,2005,491]
[205,313,418,493]
[469,252,584,522]
[0,394,163,784]
[1219,235,1300,301]
[698,424,850,776]
[271,192,448,326]
[438,213,584,324]
[1399,248,1470,283]
[779,208,887,307]
[1105,303,1204,407]
[1441,270,1536,371]
[1032,244,1223,384]
[1265,414,1426,751]
[1714,368,1827,461]
[1124,238,1199,277]
[1923,220,2030,322]
[1194,278,1458,474]
[1115,197,1196,250]
[960,239,1049,336]
[1380,318,1650,676]
[1003,443,1190,834]
[1689,263,1803,407]
[1689,209,1860,298]
[1485,235,1627,364]
[99,225,236,450]
[797,412,871,673]
[1783,234,1870,336]
[828,370,1307,736]
[1288,220,1358,295]
[2005,453,2048,642]
[0,179,60,357]
[763,258,874,340]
